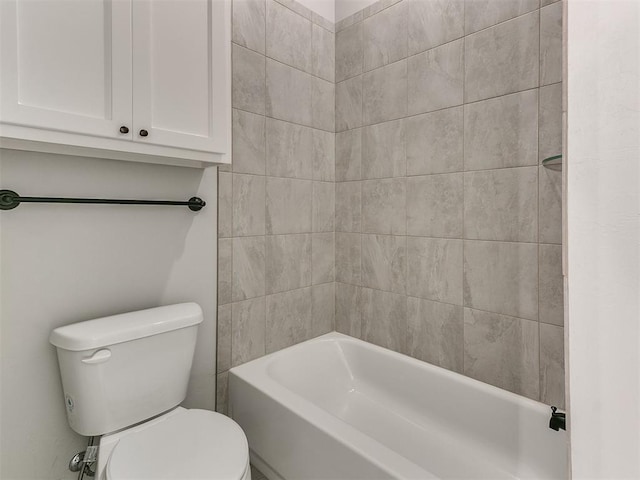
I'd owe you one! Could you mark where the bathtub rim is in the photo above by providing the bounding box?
[230,331,560,416]
[229,332,566,479]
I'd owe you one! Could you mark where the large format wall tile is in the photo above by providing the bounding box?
[362,119,405,179]
[463,240,538,320]
[336,181,361,232]
[406,237,463,305]
[266,177,312,234]
[312,77,335,131]
[336,282,362,337]
[407,174,463,237]
[232,297,266,366]
[407,0,464,55]
[539,83,562,162]
[464,90,538,170]
[408,39,464,115]
[362,288,407,353]
[218,172,233,238]
[233,0,266,54]
[233,174,266,236]
[336,232,361,284]
[336,76,363,132]
[266,59,312,125]
[222,0,564,409]
[217,304,232,372]
[406,106,463,175]
[540,323,565,407]
[362,178,406,235]
[312,283,335,336]
[233,109,266,175]
[407,297,463,372]
[539,166,562,244]
[336,129,362,181]
[313,130,335,181]
[218,238,232,305]
[361,234,406,294]
[312,181,335,232]
[232,236,266,301]
[363,1,407,71]
[464,167,538,242]
[464,0,538,34]
[233,44,266,114]
[540,2,562,86]
[363,60,408,125]
[336,22,363,82]
[312,232,335,284]
[266,234,312,294]
[266,0,312,73]
[266,118,313,179]
[266,287,312,353]
[336,10,363,34]
[465,12,539,102]
[216,372,229,414]
[311,23,335,82]
[464,308,540,399]
[539,244,564,326]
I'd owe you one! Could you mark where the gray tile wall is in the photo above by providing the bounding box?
[334,0,564,407]
[219,0,565,414]
[217,0,335,415]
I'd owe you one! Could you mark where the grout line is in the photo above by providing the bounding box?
[465,5,541,38]
[271,0,335,34]
[462,0,466,376]
[537,4,543,402]
[358,20,364,339]
[334,84,552,134]
[262,0,269,366]
[233,106,335,135]
[223,230,561,247]
[231,39,331,83]
[404,12,410,354]
[335,281,543,326]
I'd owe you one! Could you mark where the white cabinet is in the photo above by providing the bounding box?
[0,0,230,168]
[0,0,133,139]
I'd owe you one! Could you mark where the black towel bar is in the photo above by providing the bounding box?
[0,190,206,212]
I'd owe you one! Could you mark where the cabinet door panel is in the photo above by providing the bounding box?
[133,0,229,153]
[0,0,132,139]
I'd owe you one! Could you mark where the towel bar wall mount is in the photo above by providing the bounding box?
[0,190,206,212]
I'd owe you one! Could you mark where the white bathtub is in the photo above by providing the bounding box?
[229,333,567,480]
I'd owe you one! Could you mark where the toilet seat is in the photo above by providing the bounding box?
[107,409,250,480]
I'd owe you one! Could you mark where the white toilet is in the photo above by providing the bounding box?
[50,303,251,480]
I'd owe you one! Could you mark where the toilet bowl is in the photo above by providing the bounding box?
[99,408,250,480]
[49,303,251,480]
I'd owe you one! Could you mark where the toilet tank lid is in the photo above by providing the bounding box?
[49,303,203,351]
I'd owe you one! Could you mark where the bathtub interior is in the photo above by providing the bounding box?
[263,334,567,479]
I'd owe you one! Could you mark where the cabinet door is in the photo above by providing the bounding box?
[0,0,133,139]
[132,0,230,153]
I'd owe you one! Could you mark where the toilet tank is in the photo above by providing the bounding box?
[49,303,203,436]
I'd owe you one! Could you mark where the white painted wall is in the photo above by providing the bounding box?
[297,0,335,22]
[566,1,640,478]
[335,0,377,22]
[0,150,217,480]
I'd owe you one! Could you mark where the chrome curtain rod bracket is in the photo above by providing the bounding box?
[0,190,206,212]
